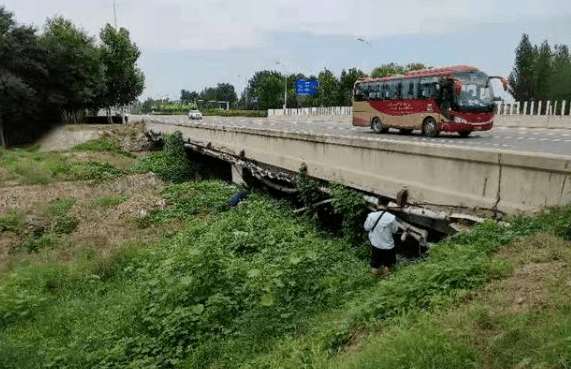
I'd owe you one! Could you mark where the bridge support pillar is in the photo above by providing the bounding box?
[231,164,246,185]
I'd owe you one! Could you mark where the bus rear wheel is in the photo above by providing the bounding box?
[372,117,388,133]
[423,117,439,137]
[459,131,471,137]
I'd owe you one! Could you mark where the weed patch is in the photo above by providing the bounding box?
[133,131,193,183]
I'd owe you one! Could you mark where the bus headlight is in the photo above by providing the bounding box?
[453,116,467,123]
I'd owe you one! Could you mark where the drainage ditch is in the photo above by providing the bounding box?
[181,146,485,260]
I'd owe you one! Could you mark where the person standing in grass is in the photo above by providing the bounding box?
[364,197,398,278]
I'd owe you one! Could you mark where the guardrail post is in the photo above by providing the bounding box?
[546,101,551,115]
[523,101,528,115]
[530,101,535,115]
[537,101,542,115]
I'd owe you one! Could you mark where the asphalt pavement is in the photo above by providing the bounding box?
[139,115,571,158]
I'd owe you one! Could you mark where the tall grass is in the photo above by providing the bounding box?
[0,183,372,368]
[2,135,571,368]
[0,146,127,185]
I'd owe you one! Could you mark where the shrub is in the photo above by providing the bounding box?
[0,210,26,233]
[134,131,193,183]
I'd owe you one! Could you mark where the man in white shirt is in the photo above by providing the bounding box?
[364,197,398,278]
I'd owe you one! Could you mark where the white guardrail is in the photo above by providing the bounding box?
[268,101,571,117]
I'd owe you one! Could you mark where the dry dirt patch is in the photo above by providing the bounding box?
[494,261,567,314]
[0,173,174,268]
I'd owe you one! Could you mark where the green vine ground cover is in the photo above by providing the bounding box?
[1,133,570,368]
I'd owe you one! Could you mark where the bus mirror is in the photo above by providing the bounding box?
[501,78,509,91]
[454,80,463,94]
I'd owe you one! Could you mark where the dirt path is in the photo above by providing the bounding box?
[37,124,117,152]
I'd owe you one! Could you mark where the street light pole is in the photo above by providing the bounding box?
[355,37,373,73]
[276,61,287,114]
[237,73,249,109]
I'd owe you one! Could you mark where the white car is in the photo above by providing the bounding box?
[188,110,202,119]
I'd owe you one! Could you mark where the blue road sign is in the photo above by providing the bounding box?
[296,79,319,96]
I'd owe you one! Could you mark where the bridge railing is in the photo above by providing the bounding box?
[495,100,570,116]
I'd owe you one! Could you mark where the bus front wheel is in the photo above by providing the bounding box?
[372,117,388,133]
[423,117,439,137]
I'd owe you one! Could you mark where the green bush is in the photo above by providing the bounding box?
[52,215,79,234]
[0,210,25,233]
[134,131,193,183]
[70,161,124,181]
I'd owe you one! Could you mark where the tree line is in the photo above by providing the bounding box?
[0,6,144,147]
[509,34,571,112]
[175,63,427,111]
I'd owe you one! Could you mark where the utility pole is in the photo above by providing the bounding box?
[113,0,118,29]
[276,61,287,114]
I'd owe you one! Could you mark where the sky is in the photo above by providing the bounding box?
[3,0,571,101]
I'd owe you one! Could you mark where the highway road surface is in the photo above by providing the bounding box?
[142,115,571,158]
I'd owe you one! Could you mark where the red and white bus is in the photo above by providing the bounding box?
[352,65,508,137]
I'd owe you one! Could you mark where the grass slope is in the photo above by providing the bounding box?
[1,131,570,368]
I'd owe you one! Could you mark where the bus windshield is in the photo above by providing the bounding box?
[453,71,494,112]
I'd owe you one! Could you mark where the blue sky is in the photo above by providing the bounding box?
[3,0,571,101]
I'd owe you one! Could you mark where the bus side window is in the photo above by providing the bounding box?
[372,83,379,100]
[382,83,389,99]
[392,82,399,99]
[412,79,420,99]
[402,81,410,99]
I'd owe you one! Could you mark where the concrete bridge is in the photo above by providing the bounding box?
[141,115,571,216]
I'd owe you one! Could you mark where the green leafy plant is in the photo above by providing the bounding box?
[42,198,77,219]
[69,161,124,181]
[0,210,26,233]
[134,131,193,183]
[52,215,79,234]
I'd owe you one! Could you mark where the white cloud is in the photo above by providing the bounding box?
[4,0,570,52]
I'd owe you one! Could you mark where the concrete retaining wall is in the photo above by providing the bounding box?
[146,119,571,215]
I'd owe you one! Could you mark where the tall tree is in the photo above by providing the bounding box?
[180,89,199,103]
[99,24,145,119]
[215,83,237,103]
[534,40,552,103]
[549,45,571,106]
[199,87,218,101]
[247,70,284,110]
[337,68,366,106]
[509,34,536,103]
[0,6,49,146]
[316,68,339,107]
[371,63,405,78]
[40,16,105,121]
